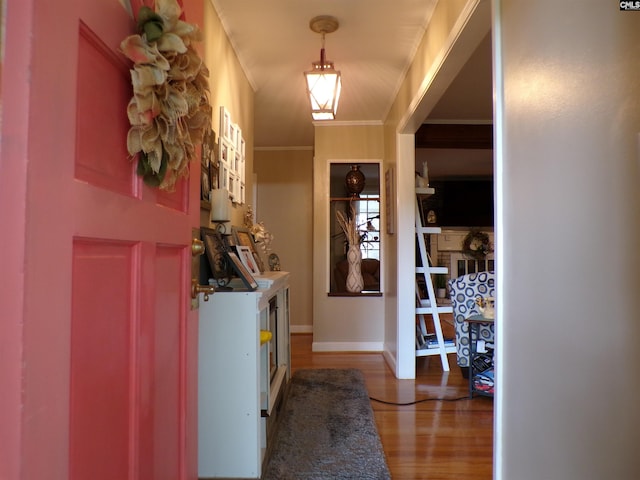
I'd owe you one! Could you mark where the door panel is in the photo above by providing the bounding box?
[158,180,190,212]
[75,22,134,197]
[152,245,187,480]
[70,240,135,480]
[1,0,203,478]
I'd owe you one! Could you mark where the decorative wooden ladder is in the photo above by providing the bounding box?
[415,187,456,371]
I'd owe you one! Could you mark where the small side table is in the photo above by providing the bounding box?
[464,314,495,398]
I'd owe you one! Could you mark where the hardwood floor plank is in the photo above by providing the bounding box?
[290,334,494,479]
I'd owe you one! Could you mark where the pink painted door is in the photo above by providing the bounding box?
[0,0,204,479]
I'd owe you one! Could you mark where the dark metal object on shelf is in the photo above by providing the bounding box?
[345,164,365,197]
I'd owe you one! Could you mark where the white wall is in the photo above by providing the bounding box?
[494,1,640,478]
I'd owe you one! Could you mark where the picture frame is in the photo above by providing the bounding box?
[201,168,210,201]
[385,167,395,234]
[218,106,246,205]
[210,154,219,191]
[268,253,281,272]
[201,128,215,201]
[220,164,229,191]
[202,128,214,168]
[232,226,256,250]
[229,123,237,147]
[219,140,230,166]
[200,227,231,284]
[226,250,258,291]
[232,226,265,273]
[220,106,231,141]
[235,245,261,276]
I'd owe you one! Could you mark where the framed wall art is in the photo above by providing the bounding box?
[201,128,215,200]
[200,226,231,286]
[226,251,258,291]
[232,226,264,273]
[235,245,261,276]
[218,106,246,205]
[385,167,395,234]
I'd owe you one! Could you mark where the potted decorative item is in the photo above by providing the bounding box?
[345,165,366,198]
[336,203,364,293]
[435,273,447,299]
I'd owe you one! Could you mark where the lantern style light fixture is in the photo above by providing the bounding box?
[304,15,342,121]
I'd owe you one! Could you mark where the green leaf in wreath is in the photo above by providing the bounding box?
[136,6,160,29]
[137,149,168,188]
[137,6,164,42]
[144,21,164,42]
[136,153,150,176]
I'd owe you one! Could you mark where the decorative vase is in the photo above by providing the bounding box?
[345,245,364,293]
[345,165,365,198]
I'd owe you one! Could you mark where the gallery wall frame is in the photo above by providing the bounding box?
[218,106,245,204]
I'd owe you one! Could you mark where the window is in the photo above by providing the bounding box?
[355,195,380,260]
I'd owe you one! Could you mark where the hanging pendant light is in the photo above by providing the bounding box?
[304,16,342,121]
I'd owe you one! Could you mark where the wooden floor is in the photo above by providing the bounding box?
[290,334,494,480]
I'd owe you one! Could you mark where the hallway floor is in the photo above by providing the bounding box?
[290,334,494,479]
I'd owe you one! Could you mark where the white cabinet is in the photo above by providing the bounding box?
[198,272,290,479]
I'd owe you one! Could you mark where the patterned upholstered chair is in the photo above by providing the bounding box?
[448,271,495,373]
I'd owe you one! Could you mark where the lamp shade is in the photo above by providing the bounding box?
[304,61,342,121]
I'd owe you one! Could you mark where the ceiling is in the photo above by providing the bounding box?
[209,0,493,173]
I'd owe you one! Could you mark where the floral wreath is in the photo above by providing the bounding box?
[120,0,212,190]
[462,229,493,260]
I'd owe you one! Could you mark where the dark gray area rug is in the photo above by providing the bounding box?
[263,368,391,479]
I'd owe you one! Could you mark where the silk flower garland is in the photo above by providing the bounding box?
[120,0,212,190]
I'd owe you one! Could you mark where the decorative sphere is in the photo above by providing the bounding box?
[345,165,365,197]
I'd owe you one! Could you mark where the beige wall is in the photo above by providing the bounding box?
[312,124,386,350]
[202,1,254,228]
[199,0,485,364]
[495,0,640,478]
[308,1,488,357]
[254,149,314,332]
[382,0,491,378]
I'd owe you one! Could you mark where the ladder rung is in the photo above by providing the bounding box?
[416,226,442,234]
[415,266,448,275]
[416,345,457,357]
[416,306,453,314]
[415,187,435,196]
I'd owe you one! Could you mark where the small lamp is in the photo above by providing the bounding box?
[210,188,231,233]
[304,16,342,121]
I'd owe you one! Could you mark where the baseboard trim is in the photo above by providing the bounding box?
[290,325,313,334]
[382,349,398,375]
[311,341,384,352]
